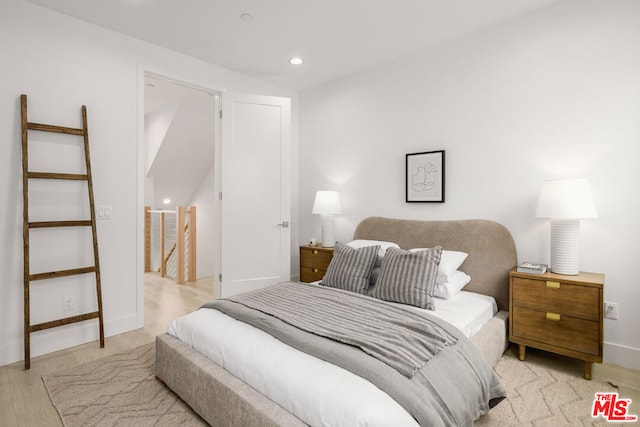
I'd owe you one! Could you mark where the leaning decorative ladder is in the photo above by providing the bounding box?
[21,94,105,370]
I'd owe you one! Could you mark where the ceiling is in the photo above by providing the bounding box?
[25,0,561,91]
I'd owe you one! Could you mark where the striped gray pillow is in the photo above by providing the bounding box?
[321,242,379,294]
[371,246,442,310]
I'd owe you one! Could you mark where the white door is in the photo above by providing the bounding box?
[219,93,291,297]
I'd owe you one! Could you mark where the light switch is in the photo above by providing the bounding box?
[97,205,112,219]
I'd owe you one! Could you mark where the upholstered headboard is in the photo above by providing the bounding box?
[353,217,517,311]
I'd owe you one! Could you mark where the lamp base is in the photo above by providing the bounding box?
[550,219,580,275]
[320,214,336,247]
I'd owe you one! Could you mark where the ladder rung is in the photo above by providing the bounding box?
[30,311,100,333]
[28,172,88,181]
[29,220,92,228]
[29,266,96,281]
[27,122,84,135]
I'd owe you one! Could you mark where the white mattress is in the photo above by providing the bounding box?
[168,290,497,427]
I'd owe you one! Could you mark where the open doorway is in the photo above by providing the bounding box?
[142,72,220,320]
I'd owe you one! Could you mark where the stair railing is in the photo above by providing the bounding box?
[145,205,196,284]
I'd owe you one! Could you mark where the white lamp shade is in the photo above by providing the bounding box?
[312,191,342,215]
[535,178,597,219]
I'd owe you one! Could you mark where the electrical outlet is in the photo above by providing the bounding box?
[63,296,74,312]
[604,302,618,320]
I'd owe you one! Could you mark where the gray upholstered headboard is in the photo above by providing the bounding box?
[353,217,517,311]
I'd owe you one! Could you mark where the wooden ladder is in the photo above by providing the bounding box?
[21,94,105,370]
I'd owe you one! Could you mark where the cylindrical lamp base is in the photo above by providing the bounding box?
[320,214,336,247]
[550,219,580,275]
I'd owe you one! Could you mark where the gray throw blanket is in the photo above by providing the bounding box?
[223,281,457,377]
[204,282,505,426]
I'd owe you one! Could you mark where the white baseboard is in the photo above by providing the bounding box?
[0,313,138,367]
[604,341,640,371]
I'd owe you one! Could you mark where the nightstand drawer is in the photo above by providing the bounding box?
[300,247,333,269]
[512,307,600,356]
[300,245,334,283]
[300,267,326,282]
[512,277,599,320]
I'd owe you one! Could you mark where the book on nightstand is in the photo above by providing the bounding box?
[517,262,548,275]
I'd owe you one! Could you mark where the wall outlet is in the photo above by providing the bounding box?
[604,301,618,320]
[63,296,74,312]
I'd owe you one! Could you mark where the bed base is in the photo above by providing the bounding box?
[156,333,305,427]
[156,311,507,426]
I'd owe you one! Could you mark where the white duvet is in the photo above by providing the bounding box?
[168,290,497,427]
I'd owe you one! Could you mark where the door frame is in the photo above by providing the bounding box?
[135,65,223,327]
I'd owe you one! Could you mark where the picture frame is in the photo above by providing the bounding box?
[406,150,445,203]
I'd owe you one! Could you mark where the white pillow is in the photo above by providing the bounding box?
[409,249,468,277]
[347,240,400,266]
[434,270,471,299]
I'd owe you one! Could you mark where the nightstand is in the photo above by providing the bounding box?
[299,245,334,283]
[509,269,604,380]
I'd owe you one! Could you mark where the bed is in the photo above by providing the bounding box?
[156,217,517,426]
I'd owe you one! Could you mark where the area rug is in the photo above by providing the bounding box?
[476,352,620,426]
[44,343,620,426]
[42,343,206,427]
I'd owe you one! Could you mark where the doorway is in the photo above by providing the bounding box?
[136,69,292,329]
[141,72,220,321]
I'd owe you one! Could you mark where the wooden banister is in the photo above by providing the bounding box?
[188,206,196,283]
[145,206,196,285]
[144,206,151,272]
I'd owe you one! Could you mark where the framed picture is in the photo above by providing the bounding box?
[406,150,445,203]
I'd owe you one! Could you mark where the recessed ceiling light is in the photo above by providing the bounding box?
[289,57,304,65]
[163,198,171,205]
[240,13,253,22]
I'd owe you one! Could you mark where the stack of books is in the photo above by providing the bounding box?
[517,262,548,275]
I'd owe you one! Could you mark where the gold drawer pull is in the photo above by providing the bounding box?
[313,268,319,273]
[546,312,561,321]
[312,249,318,255]
[546,281,560,289]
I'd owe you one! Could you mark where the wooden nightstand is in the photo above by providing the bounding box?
[509,269,604,380]
[299,245,334,283]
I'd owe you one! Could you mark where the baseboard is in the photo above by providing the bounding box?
[0,313,138,367]
[604,341,640,371]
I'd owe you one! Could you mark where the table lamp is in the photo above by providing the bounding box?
[535,178,597,275]
[312,191,342,247]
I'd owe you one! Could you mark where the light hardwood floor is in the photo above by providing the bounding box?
[1,275,639,426]
[0,273,213,427]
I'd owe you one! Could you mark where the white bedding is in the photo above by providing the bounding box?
[168,290,497,427]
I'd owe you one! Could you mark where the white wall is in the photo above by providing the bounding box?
[144,102,179,176]
[189,166,216,279]
[299,0,640,369]
[0,0,297,366]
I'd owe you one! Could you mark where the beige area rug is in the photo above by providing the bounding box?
[476,352,621,426]
[43,344,206,427]
[44,343,622,426]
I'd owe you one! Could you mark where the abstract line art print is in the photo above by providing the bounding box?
[406,150,445,203]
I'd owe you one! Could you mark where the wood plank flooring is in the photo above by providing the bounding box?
[1,274,638,426]
[0,273,213,427]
